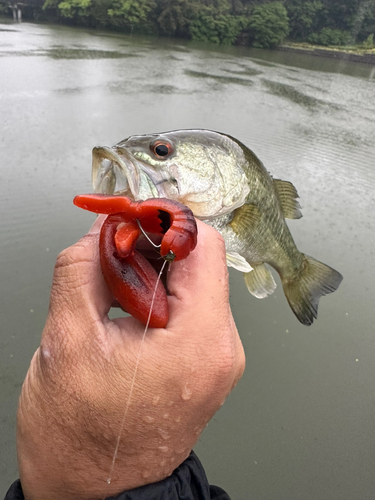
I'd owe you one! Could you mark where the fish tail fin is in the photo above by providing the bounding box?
[282,255,343,326]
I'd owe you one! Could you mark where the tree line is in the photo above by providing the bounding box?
[3,0,375,49]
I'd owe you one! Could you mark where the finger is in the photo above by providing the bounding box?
[47,215,113,335]
[163,220,245,397]
[166,220,232,335]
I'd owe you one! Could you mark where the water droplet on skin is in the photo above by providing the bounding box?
[41,346,52,360]
[175,445,188,454]
[107,479,111,484]
[153,396,160,406]
[163,413,169,419]
[181,383,192,400]
[142,415,155,424]
[158,429,171,440]
[175,416,181,423]
[158,445,169,453]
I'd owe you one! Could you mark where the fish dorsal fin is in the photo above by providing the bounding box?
[273,179,302,219]
[226,252,253,273]
[243,264,277,299]
[229,203,261,233]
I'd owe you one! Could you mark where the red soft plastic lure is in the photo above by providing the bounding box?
[73,195,198,328]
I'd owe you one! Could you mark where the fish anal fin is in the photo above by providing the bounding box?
[273,179,302,220]
[226,252,253,273]
[230,204,261,234]
[282,254,343,326]
[244,264,277,299]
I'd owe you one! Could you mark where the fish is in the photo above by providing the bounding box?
[90,129,343,326]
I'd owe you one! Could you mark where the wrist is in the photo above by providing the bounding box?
[16,362,194,500]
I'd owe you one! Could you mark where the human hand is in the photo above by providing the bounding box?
[16,217,245,500]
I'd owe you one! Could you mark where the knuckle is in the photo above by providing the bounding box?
[215,344,239,378]
[55,238,94,271]
[209,322,245,389]
[51,237,97,299]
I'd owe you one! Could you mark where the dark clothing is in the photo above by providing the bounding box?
[5,452,230,500]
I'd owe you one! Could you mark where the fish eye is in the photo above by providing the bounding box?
[151,140,173,158]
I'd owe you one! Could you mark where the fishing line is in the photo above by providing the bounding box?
[136,219,162,248]
[106,258,168,486]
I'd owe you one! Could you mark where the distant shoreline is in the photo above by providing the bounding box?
[278,44,375,65]
[1,13,375,65]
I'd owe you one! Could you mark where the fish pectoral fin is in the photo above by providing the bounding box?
[226,252,253,273]
[229,203,261,233]
[282,254,343,326]
[243,264,277,299]
[273,179,302,220]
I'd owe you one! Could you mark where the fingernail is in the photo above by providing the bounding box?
[88,214,105,235]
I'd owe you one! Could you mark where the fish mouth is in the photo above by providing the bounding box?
[92,145,181,201]
[92,146,139,197]
[92,146,170,201]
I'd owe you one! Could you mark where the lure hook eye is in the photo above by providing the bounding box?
[163,250,176,262]
[150,140,173,158]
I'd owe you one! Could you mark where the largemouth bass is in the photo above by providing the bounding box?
[91,129,343,325]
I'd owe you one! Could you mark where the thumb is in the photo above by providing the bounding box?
[166,220,231,337]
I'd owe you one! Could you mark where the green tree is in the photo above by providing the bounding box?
[308,27,351,45]
[188,0,246,44]
[88,0,113,26]
[190,11,245,43]
[319,0,360,31]
[248,2,289,48]
[362,32,374,47]
[156,0,199,37]
[316,0,375,41]
[228,0,245,16]
[43,0,90,19]
[36,0,375,47]
[58,0,90,18]
[351,0,375,42]
[285,0,322,41]
[108,0,156,29]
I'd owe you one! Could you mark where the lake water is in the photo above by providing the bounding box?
[1,18,375,500]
